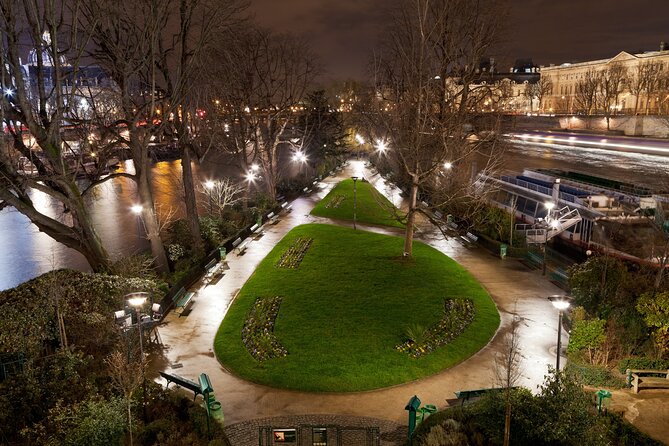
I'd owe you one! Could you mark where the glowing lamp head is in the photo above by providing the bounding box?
[443,162,453,170]
[544,202,556,211]
[551,298,570,311]
[131,204,143,215]
[245,172,256,182]
[355,134,365,145]
[204,180,215,189]
[250,164,259,172]
[375,140,387,153]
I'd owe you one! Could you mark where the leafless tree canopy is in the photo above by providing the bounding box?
[364,0,508,255]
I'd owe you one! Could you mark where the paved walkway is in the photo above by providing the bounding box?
[155,160,567,434]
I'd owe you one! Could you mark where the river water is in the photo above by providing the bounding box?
[2,142,669,290]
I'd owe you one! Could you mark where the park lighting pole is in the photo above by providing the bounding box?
[131,204,143,245]
[351,176,359,230]
[127,293,148,420]
[550,296,571,371]
[204,181,215,214]
[542,202,556,276]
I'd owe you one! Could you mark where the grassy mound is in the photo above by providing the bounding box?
[214,224,499,392]
[311,179,404,228]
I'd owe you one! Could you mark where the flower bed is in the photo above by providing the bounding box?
[325,194,346,209]
[396,299,475,358]
[275,237,313,268]
[241,296,288,362]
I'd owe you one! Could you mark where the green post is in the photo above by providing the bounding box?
[405,395,421,442]
[500,244,508,259]
[199,373,214,439]
[595,389,612,413]
[219,247,226,260]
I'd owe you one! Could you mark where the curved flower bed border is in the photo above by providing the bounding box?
[241,296,287,361]
[275,237,313,269]
[325,194,346,209]
[396,298,475,358]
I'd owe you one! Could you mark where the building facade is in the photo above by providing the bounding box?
[541,43,669,114]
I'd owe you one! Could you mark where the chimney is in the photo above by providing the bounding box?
[661,41,667,51]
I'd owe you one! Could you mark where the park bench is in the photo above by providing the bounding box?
[231,237,242,250]
[454,387,514,406]
[203,258,224,284]
[276,194,285,202]
[267,211,280,225]
[280,201,294,213]
[236,239,250,255]
[159,371,203,400]
[250,223,265,239]
[461,231,478,246]
[627,369,669,393]
[434,210,443,220]
[302,186,312,194]
[173,287,195,317]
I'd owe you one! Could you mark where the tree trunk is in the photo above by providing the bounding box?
[181,145,204,250]
[403,179,418,257]
[503,396,511,446]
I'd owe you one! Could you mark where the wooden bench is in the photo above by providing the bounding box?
[267,211,279,225]
[236,239,250,255]
[627,369,669,393]
[434,210,443,220]
[454,387,514,406]
[250,222,264,236]
[159,371,203,400]
[231,237,242,250]
[173,287,195,316]
[280,201,293,213]
[461,232,478,246]
[203,258,224,284]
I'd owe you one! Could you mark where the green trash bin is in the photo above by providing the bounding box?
[500,244,508,259]
[595,389,612,413]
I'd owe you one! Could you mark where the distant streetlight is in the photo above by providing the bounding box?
[443,161,453,170]
[550,295,571,372]
[4,87,14,97]
[131,204,143,245]
[292,152,307,175]
[375,139,387,154]
[127,292,149,421]
[204,181,215,214]
[250,163,259,172]
[351,176,359,230]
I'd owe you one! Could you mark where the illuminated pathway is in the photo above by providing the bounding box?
[156,159,565,428]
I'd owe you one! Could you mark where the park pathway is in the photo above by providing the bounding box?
[155,159,566,430]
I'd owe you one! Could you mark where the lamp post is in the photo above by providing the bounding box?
[351,176,359,230]
[131,204,143,246]
[550,295,571,372]
[204,180,215,215]
[542,202,556,276]
[126,292,149,420]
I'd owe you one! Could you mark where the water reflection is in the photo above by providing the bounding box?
[4,142,669,290]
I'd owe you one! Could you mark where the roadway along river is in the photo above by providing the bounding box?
[2,139,669,290]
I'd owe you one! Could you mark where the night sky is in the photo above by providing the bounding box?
[249,0,669,82]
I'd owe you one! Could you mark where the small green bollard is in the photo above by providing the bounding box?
[595,389,612,413]
[500,244,508,259]
[405,395,421,441]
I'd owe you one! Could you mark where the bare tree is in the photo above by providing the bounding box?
[598,63,627,130]
[199,178,244,218]
[208,27,319,199]
[0,0,114,271]
[524,76,552,112]
[366,0,508,257]
[493,314,522,446]
[574,69,599,116]
[105,348,146,446]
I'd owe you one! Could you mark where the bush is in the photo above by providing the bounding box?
[617,357,669,374]
[565,361,626,388]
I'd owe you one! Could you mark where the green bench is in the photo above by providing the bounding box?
[454,387,514,405]
[627,369,669,393]
[173,287,195,316]
[160,371,202,400]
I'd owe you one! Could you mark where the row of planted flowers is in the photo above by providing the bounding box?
[325,194,346,209]
[396,298,475,358]
[275,237,313,269]
[241,296,288,362]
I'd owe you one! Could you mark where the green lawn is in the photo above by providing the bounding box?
[214,224,499,392]
[311,178,404,228]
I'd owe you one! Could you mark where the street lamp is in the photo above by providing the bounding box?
[549,295,571,372]
[292,152,307,176]
[127,292,149,420]
[351,176,359,230]
[204,181,215,214]
[542,201,556,276]
[131,204,143,245]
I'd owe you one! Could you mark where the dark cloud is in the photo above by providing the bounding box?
[249,0,669,80]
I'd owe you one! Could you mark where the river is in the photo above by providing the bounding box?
[2,141,669,290]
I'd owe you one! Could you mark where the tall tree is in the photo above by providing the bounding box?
[366,0,507,257]
[0,0,113,271]
[598,62,627,130]
[574,69,599,116]
[209,27,318,199]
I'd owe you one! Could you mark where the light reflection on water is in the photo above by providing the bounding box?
[3,142,669,290]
